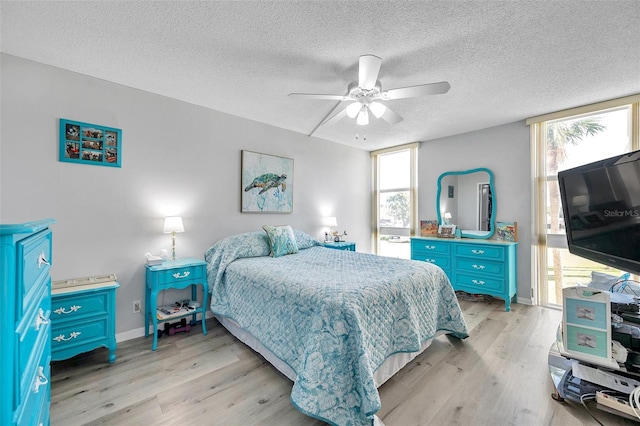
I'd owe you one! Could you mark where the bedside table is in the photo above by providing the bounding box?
[51,278,119,363]
[324,241,356,251]
[145,258,208,350]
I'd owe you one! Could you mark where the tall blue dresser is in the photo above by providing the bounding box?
[411,236,517,311]
[0,219,55,426]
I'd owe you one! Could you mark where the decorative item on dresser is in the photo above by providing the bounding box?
[145,258,208,351]
[411,236,517,311]
[51,275,119,363]
[0,219,55,426]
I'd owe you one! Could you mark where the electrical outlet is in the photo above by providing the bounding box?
[133,300,141,313]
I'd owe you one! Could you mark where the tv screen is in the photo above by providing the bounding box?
[558,149,640,276]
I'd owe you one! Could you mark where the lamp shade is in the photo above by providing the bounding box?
[444,212,452,219]
[163,216,184,233]
[322,216,338,227]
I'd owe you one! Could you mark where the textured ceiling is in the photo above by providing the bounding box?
[1,1,639,151]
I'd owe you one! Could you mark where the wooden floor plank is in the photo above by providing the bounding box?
[50,303,637,425]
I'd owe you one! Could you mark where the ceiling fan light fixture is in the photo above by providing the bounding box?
[356,107,369,126]
[346,102,362,118]
[369,101,386,119]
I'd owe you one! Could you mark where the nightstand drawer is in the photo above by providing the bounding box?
[455,244,504,261]
[155,264,204,285]
[52,317,109,351]
[456,272,504,292]
[52,291,110,323]
[456,258,504,276]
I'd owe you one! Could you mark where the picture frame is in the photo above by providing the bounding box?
[59,119,122,167]
[241,150,293,213]
[496,221,518,242]
[437,224,456,238]
[420,220,439,236]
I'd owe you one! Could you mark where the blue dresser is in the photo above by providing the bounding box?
[0,219,55,426]
[51,277,119,363]
[411,237,517,311]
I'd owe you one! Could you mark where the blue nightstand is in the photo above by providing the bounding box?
[51,277,119,363]
[324,241,356,251]
[145,258,208,350]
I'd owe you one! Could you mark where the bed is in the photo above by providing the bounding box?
[205,228,468,426]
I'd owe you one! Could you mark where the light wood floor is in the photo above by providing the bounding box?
[50,299,639,425]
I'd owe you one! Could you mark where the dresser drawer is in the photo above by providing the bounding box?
[18,319,50,416]
[52,291,110,324]
[17,230,52,319]
[16,283,50,381]
[411,239,451,256]
[455,244,504,261]
[456,257,505,276]
[412,253,451,270]
[154,264,204,286]
[16,342,50,426]
[456,272,504,292]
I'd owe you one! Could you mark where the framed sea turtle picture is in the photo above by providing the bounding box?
[241,150,293,213]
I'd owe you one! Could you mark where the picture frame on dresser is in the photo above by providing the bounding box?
[437,224,456,238]
[59,118,122,167]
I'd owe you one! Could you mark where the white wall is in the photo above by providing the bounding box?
[418,122,532,304]
[0,54,371,337]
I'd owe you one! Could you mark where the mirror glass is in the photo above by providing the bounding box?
[436,168,496,239]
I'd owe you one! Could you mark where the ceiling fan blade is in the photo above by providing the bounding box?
[288,93,348,101]
[358,55,382,90]
[380,81,451,100]
[321,105,349,126]
[379,105,403,124]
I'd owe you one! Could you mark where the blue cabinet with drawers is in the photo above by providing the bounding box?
[51,278,119,363]
[411,237,517,311]
[1,219,55,426]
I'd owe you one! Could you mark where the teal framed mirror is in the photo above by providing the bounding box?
[436,168,496,239]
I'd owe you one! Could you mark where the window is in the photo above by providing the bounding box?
[528,95,640,307]
[372,143,418,258]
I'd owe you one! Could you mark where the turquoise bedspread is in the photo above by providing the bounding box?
[205,231,468,425]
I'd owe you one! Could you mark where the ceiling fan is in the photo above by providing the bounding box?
[289,54,451,128]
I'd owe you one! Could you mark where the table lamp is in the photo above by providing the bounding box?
[322,216,337,241]
[163,216,184,260]
[444,212,452,225]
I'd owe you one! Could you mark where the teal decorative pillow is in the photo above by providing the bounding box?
[262,225,299,257]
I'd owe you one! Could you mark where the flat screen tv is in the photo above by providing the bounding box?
[558,149,640,276]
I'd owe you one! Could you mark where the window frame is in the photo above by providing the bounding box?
[371,143,419,256]
[527,94,640,307]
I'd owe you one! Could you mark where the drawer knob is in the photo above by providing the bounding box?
[53,331,82,342]
[472,279,486,285]
[472,264,486,270]
[37,251,50,268]
[173,271,191,279]
[33,366,48,393]
[34,308,49,331]
[426,258,436,263]
[54,305,82,315]
[471,249,485,255]
[424,245,436,250]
